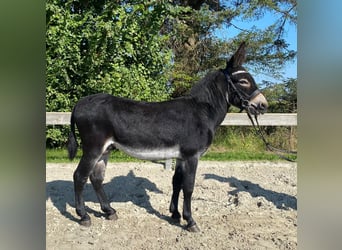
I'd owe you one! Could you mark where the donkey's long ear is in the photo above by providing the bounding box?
[226,41,247,68]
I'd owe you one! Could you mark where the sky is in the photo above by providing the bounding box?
[214,10,297,84]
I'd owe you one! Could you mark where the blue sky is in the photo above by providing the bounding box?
[214,11,297,84]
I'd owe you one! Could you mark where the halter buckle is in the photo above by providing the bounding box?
[241,100,250,108]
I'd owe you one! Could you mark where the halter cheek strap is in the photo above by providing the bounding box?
[222,69,260,108]
[231,70,261,100]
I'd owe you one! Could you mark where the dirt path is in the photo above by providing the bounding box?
[46,161,297,249]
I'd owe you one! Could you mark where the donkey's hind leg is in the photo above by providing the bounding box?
[169,159,184,222]
[182,156,200,232]
[90,152,118,221]
[73,152,101,227]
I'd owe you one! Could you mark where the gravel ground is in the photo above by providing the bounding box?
[46,161,297,249]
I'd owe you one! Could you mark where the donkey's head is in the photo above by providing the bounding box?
[224,42,268,115]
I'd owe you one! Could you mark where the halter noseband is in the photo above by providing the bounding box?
[222,69,261,110]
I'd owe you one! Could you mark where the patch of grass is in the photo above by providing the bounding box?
[202,151,279,161]
[46,147,291,163]
[46,148,76,163]
[46,148,141,163]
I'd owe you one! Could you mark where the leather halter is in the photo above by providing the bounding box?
[221,69,261,110]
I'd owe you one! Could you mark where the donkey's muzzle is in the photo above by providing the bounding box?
[249,93,268,115]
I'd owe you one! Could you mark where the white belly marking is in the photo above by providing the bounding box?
[118,144,180,160]
[102,138,181,160]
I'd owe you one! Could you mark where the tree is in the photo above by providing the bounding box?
[46,0,174,113]
[166,0,297,96]
[46,0,175,147]
[262,78,297,113]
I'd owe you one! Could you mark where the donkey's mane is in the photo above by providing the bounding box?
[189,70,226,106]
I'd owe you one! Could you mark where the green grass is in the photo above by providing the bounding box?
[201,150,281,161]
[46,148,139,163]
[46,147,293,163]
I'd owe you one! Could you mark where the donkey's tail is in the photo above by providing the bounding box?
[67,107,78,160]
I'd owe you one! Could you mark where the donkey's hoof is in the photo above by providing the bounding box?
[79,219,91,227]
[171,217,181,224]
[171,213,181,223]
[106,212,118,221]
[186,223,200,232]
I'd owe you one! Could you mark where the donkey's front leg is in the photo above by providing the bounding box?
[182,157,200,232]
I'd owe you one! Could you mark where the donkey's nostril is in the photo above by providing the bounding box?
[258,102,268,112]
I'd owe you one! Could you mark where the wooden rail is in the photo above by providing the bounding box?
[46,112,297,169]
[46,112,297,126]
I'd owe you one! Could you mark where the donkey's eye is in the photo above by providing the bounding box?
[238,79,250,86]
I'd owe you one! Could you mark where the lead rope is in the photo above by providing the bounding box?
[246,111,297,162]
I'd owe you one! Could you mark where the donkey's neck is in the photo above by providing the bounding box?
[189,73,228,130]
[211,99,229,129]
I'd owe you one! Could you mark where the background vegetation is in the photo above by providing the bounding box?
[46,0,297,161]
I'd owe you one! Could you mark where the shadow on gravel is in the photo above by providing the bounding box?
[203,173,297,210]
[46,170,182,228]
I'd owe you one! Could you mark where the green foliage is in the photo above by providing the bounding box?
[46,0,173,109]
[46,126,68,148]
[212,127,264,152]
[46,0,175,147]
[262,78,297,113]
